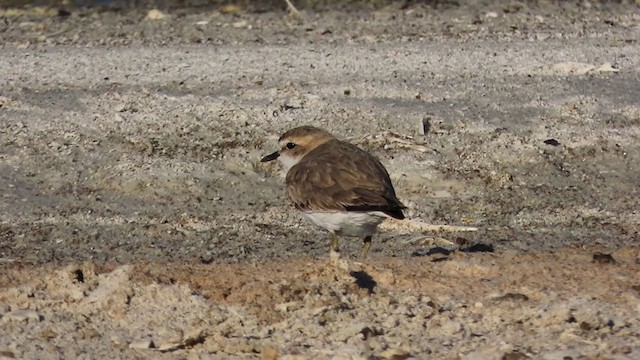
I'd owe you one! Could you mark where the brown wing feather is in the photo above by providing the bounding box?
[285,140,405,219]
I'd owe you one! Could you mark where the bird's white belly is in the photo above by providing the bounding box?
[301,211,388,238]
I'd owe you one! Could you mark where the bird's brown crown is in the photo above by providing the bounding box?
[277,126,336,161]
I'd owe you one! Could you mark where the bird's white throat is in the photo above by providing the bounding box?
[278,154,302,173]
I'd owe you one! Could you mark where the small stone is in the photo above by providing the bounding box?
[86,266,132,304]
[147,9,167,20]
[485,12,498,18]
[186,352,200,360]
[6,310,42,323]
[261,346,278,360]
[183,328,206,347]
[38,328,58,339]
[382,315,398,328]
[232,20,248,28]
[595,63,619,73]
[275,301,298,313]
[219,4,241,14]
[129,338,154,350]
[156,340,181,351]
[155,327,184,351]
[114,103,127,112]
[380,348,412,359]
[110,334,127,346]
[80,328,100,340]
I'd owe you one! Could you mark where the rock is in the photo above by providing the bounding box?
[114,103,127,112]
[147,9,167,20]
[5,310,42,323]
[155,327,184,351]
[156,340,182,351]
[219,4,241,14]
[261,346,278,360]
[110,334,127,346]
[232,20,248,28]
[595,63,619,73]
[183,328,206,347]
[129,338,154,350]
[382,315,398,329]
[379,349,413,359]
[365,267,395,286]
[275,301,298,313]
[86,266,132,304]
[186,352,201,360]
[38,328,57,339]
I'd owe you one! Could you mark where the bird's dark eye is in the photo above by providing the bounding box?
[286,142,296,149]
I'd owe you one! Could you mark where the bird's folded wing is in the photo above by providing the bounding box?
[284,145,404,216]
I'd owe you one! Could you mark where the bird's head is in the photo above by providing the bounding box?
[261,126,335,172]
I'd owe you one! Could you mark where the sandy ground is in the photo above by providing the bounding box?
[1,0,640,359]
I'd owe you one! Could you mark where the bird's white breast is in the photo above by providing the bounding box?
[301,211,389,238]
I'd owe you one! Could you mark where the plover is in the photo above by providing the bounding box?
[261,126,405,259]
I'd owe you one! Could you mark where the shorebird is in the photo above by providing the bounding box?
[261,126,405,259]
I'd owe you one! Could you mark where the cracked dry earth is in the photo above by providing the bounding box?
[1,0,640,359]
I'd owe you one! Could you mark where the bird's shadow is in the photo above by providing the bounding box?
[460,243,494,253]
[350,270,377,294]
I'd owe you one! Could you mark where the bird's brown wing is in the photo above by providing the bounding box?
[285,140,405,219]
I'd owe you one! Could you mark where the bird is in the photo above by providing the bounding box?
[261,126,406,259]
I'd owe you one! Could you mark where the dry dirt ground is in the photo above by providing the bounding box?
[1,0,640,359]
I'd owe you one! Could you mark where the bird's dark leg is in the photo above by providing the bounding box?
[330,232,339,252]
[361,236,372,259]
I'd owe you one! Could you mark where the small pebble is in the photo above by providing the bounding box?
[129,338,154,350]
[147,9,167,20]
[6,310,41,323]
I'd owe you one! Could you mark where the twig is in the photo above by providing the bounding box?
[381,218,478,233]
[283,0,303,19]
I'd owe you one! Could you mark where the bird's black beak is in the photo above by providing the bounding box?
[261,151,280,162]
